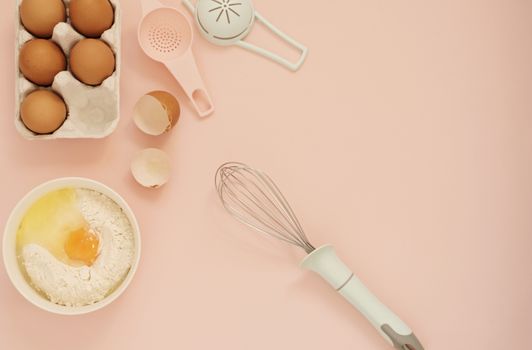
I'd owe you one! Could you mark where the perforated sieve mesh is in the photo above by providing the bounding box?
[147,24,183,53]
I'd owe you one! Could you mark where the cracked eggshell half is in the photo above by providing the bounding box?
[133,91,181,136]
[131,149,171,189]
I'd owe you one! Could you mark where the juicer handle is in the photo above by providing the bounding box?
[165,53,214,117]
[140,0,162,16]
[301,245,424,350]
[235,11,308,72]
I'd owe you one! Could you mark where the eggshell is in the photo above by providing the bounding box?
[131,149,171,189]
[21,90,67,134]
[19,39,66,86]
[20,0,66,38]
[149,91,180,129]
[133,91,181,136]
[69,39,115,86]
[69,0,114,38]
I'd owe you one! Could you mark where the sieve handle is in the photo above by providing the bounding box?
[301,245,424,350]
[165,52,214,117]
[235,11,308,71]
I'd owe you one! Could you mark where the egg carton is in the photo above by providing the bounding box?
[15,0,121,140]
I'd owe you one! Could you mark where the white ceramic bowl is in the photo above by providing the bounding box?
[2,178,141,315]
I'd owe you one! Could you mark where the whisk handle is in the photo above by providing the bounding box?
[301,245,424,350]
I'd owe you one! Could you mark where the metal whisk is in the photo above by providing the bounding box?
[214,162,424,350]
[215,162,315,254]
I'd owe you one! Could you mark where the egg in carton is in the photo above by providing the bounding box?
[15,0,121,140]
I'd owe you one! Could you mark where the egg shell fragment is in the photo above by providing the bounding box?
[133,91,181,136]
[131,149,171,189]
[148,91,181,129]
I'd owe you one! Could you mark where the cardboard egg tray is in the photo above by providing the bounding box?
[15,0,121,140]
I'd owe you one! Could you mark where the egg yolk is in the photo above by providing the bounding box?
[64,228,99,266]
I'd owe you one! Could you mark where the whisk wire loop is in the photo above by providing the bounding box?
[220,171,298,244]
[218,166,306,247]
[216,162,315,253]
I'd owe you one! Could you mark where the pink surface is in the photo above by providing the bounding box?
[1,0,531,349]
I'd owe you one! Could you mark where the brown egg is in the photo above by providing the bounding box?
[21,90,67,134]
[19,39,66,86]
[20,0,66,38]
[69,0,114,38]
[69,39,115,86]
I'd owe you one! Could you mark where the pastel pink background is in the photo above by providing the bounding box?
[1,0,531,349]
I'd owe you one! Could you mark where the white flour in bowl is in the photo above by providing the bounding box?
[21,189,135,307]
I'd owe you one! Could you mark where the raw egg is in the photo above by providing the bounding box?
[19,39,66,86]
[69,0,114,38]
[70,39,115,86]
[16,188,100,267]
[20,0,66,38]
[21,90,67,134]
[64,227,100,266]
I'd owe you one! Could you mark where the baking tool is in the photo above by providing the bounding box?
[138,0,214,117]
[215,163,424,350]
[3,178,141,315]
[182,0,308,71]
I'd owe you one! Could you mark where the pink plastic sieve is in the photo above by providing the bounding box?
[138,0,214,117]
